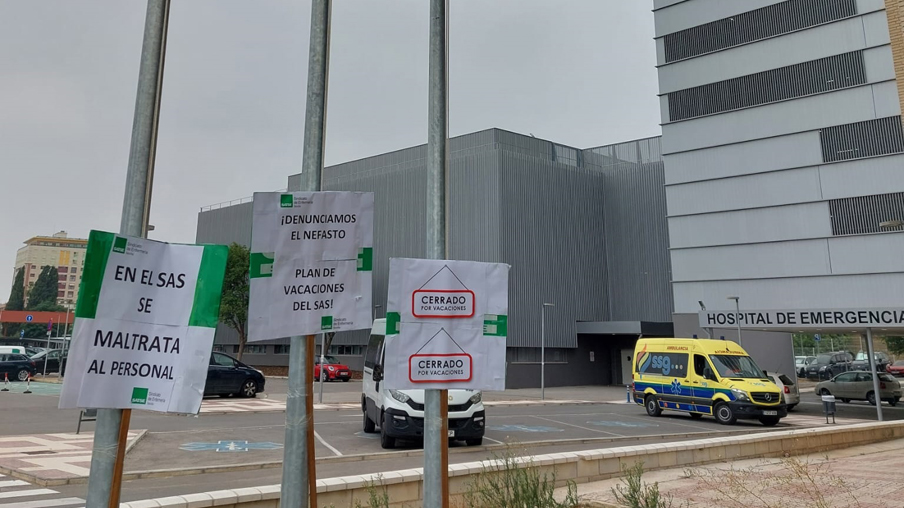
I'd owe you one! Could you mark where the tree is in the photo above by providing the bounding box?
[21,301,68,339]
[4,268,25,337]
[7,268,25,311]
[886,336,904,356]
[27,266,60,310]
[219,243,250,360]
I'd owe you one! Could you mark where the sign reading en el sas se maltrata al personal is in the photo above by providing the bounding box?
[59,231,227,414]
[383,258,510,391]
[247,191,374,341]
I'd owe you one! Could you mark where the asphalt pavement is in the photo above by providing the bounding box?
[3,376,902,503]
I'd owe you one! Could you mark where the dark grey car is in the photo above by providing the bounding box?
[806,352,852,380]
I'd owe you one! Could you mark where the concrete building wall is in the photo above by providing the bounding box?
[655,0,904,321]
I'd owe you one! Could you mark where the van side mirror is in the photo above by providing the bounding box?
[703,367,717,382]
[373,365,383,382]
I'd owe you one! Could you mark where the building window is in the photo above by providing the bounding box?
[668,51,865,121]
[70,275,76,281]
[212,345,226,353]
[67,291,73,297]
[274,345,291,354]
[507,348,568,364]
[829,192,904,236]
[235,344,267,355]
[663,0,857,63]
[328,345,363,356]
[29,273,35,278]
[71,267,78,273]
[58,291,64,298]
[820,116,904,163]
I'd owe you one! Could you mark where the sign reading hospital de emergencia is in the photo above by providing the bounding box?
[248,191,374,340]
[59,231,227,414]
[383,258,510,391]
[699,307,904,329]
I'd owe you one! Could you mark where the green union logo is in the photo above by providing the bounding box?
[280,194,294,208]
[131,387,149,405]
[113,237,128,254]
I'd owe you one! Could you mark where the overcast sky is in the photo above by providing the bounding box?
[0,1,660,302]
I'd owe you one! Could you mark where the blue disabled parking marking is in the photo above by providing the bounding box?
[354,431,380,439]
[586,420,657,428]
[486,424,564,433]
[180,440,283,452]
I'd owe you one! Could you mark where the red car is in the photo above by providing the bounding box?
[314,355,351,382]
[887,360,904,377]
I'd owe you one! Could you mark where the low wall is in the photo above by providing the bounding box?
[122,420,904,508]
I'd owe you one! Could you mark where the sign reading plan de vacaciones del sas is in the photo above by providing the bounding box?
[383,258,510,391]
[248,191,374,340]
[60,231,227,414]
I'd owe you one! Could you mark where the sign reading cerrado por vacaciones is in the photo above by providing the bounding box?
[699,308,904,329]
[60,231,227,414]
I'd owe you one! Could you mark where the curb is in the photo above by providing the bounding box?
[8,426,795,486]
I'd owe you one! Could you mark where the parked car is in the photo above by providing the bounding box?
[205,352,266,398]
[806,351,852,380]
[851,351,891,372]
[0,353,37,381]
[815,371,902,406]
[765,371,799,411]
[30,349,67,375]
[314,355,351,382]
[887,360,904,377]
[795,356,815,378]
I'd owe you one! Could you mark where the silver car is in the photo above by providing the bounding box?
[766,371,799,411]
[815,371,902,406]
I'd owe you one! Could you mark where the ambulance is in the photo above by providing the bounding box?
[632,338,786,426]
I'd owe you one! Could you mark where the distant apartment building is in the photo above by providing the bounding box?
[14,231,87,307]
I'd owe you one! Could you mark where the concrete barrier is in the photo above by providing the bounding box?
[122,420,904,508]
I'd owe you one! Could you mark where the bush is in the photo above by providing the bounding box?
[611,461,675,508]
[462,447,580,508]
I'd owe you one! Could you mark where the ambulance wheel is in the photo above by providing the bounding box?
[644,395,662,417]
[714,402,736,425]
[759,416,780,427]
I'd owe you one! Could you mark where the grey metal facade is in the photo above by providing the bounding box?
[195,129,672,384]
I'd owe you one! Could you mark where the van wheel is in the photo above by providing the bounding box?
[644,395,662,417]
[889,398,899,407]
[380,413,395,449]
[759,416,780,427]
[363,410,376,433]
[786,404,797,412]
[867,391,877,406]
[714,402,736,425]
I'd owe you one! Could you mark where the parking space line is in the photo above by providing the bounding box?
[313,430,343,456]
[529,415,625,437]
[613,412,713,431]
[482,436,505,445]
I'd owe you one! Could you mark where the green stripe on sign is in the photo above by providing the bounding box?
[189,244,229,328]
[75,230,116,319]
[249,252,274,279]
[357,247,373,271]
[483,315,507,337]
[386,312,401,335]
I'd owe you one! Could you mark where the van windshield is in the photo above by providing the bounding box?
[709,355,766,379]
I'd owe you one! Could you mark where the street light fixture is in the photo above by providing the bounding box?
[727,296,742,346]
[541,303,555,400]
[698,301,712,338]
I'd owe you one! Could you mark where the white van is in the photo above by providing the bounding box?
[0,346,28,355]
[362,319,486,449]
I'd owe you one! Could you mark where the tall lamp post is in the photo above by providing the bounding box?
[541,303,555,400]
[727,296,742,346]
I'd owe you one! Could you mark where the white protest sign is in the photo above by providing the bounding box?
[383,258,509,391]
[248,191,374,340]
[60,231,227,414]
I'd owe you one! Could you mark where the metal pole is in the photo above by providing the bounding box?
[43,322,51,376]
[85,1,169,507]
[318,333,325,404]
[424,1,450,507]
[281,1,331,507]
[541,305,546,400]
[866,328,884,421]
[733,298,742,346]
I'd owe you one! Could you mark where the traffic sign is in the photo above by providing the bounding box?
[815,334,821,342]
[25,315,33,322]
[20,329,24,338]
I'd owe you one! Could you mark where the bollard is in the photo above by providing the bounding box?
[1,373,8,392]
[626,384,631,403]
[23,374,32,394]
[822,394,836,424]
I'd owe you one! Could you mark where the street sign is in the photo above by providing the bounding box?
[19,329,24,338]
[25,315,33,322]
[247,191,374,341]
[815,334,821,342]
[383,258,509,391]
[59,231,228,414]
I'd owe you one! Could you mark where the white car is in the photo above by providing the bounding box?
[361,319,486,449]
[765,371,799,411]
